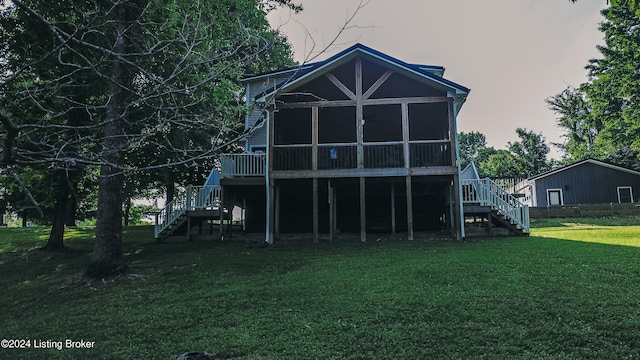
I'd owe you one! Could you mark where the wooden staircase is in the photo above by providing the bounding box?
[154,185,224,242]
[462,178,530,237]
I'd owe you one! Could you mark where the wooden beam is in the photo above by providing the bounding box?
[406,176,414,241]
[360,177,366,242]
[391,182,396,237]
[362,70,393,99]
[312,106,318,170]
[448,99,457,167]
[275,185,280,241]
[329,180,335,241]
[277,96,450,109]
[453,175,463,240]
[219,186,224,238]
[271,166,458,179]
[325,73,356,100]
[277,100,356,109]
[401,103,410,168]
[356,57,364,169]
[313,178,319,243]
[362,96,450,106]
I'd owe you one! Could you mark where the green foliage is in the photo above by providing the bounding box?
[476,128,551,178]
[1,221,640,358]
[458,131,487,170]
[550,3,640,166]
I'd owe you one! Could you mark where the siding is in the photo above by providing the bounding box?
[534,162,640,206]
[245,74,291,149]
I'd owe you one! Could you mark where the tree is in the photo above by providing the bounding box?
[546,86,600,160]
[1,0,301,278]
[552,3,640,166]
[479,128,551,178]
[583,4,640,154]
[458,131,487,170]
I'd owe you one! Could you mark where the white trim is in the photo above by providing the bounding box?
[617,186,634,203]
[547,188,564,206]
[530,159,640,181]
[265,48,469,101]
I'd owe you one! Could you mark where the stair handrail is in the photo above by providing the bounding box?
[462,178,530,233]
[154,185,222,239]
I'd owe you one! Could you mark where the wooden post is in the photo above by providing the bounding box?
[275,184,280,241]
[406,176,414,241]
[453,176,462,240]
[219,186,224,238]
[267,181,275,244]
[391,182,396,237]
[360,177,366,242]
[329,181,335,241]
[242,197,246,232]
[265,104,275,245]
[401,103,410,168]
[312,107,318,170]
[313,178,319,243]
[356,57,364,169]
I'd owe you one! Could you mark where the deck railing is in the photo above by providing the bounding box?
[154,185,222,239]
[220,153,266,177]
[409,141,451,167]
[364,143,404,168]
[271,140,452,171]
[462,178,530,233]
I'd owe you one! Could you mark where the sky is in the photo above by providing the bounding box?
[268,0,607,159]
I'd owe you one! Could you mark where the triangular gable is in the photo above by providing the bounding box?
[529,159,640,181]
[461,161,480,180]
[249,43,470,101]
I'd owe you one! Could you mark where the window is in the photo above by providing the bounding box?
[618,186,633,203]
[547,189,563,206]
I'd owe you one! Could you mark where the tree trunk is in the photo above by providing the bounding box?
[42,170,69,251]
[21,209,27,228]
[64,195,77,227]
[86,0,142,278]
[123,193,132,227]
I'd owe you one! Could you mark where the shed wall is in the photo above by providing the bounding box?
[534,163,640,206]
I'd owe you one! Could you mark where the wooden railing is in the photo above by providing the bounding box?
[364,143,404,168]
[318,144,357,169]
[154,185,222,239]
[221,153,266,177]
[462,178,530,233]
[409,141,451,167]
[272,140,452,171]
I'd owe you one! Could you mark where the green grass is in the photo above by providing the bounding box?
[1,218,639,359]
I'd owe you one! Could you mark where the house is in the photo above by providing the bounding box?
[516,159,640,207]
[154,44,530,242]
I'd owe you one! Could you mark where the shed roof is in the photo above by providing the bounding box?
[244,43,470,99]
[529,159,640,181]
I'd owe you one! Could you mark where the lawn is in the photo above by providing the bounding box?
[1,217,639,359]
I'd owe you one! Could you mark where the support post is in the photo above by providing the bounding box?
[406,176,414,241]
[360,177,366,242]
[274,184,280,242]
[329,181,335,241]
[313,178,319,243]
[391,182,396,237]
[219,186,224,238]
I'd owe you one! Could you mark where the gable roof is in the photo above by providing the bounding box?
[243,43,470,100]
[529,159,640,181]
[461,161,480,180]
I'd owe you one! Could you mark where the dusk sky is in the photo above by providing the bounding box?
[268,0,607,159]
